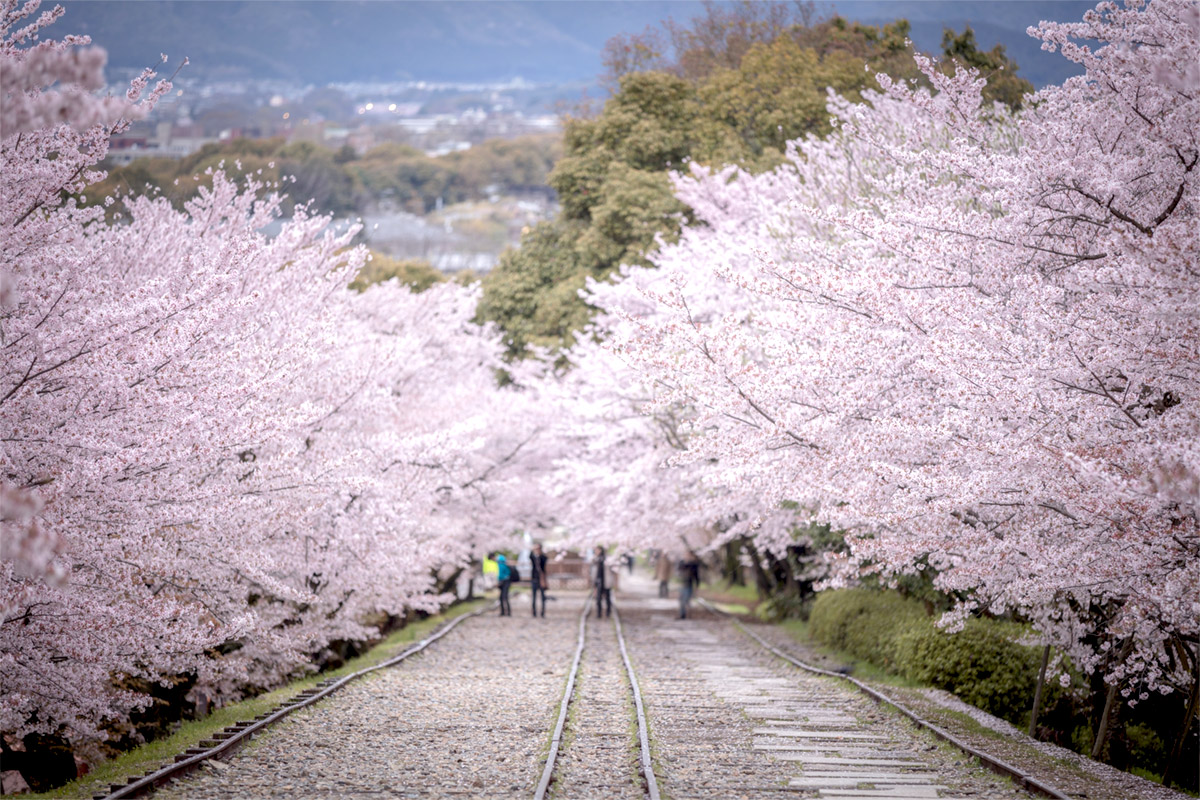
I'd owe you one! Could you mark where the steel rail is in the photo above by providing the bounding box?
[611,604,662,800]
[98,600,497,800]
[533,598,590,800]
[697,598,1072,800]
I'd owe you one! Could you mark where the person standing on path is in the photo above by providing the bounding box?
[591,546,612,618]
[655,551,673,598]
[677,549,702,619]
[529,543,548,617]
[497,553,514,616]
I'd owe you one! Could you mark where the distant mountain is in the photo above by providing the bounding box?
[59,0,1092,88]
[58,1,708,84]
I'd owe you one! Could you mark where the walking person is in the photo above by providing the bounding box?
[655,551,673,598]
[591,546,612,618]
[677,549,702,619]
[497,553,515,616]
[529,543,548,617]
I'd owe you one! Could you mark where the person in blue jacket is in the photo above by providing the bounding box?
[497,553,515,616]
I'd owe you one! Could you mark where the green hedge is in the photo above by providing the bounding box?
[808,588,1043,723]
[808,587,927,672]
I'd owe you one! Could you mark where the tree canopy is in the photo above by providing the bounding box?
[478,6,1031,357]
[90,133,561,218]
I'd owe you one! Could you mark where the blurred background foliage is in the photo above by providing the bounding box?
[87,133,561,220]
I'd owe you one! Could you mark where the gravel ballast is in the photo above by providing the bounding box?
[619,572,1032,800]
[146,572,1184,800]
[550,612,643,800]
[157,590,587,800]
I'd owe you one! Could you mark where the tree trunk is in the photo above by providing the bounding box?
[1028,644,1051,737]
[1090,680,1120,760]
[723,540,745,585]
[1091,639,1134,761]
[435,566,463,596]
[780,551,796,594]
[742,538,775,597]
[764,549,788,593]
[1162,642,1199,788]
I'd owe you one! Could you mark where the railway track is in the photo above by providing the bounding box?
[95,590,659,800]
[84,579,1085,800]
[534,597,660,800]
[696,597,1073,800]
[93,600,497,800]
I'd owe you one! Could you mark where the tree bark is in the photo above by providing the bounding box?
[722,540,744,585]
[742,537,775,597]
[1162,641,1199,788]
[1091,639,1134,760]
[1028,644,1051,737]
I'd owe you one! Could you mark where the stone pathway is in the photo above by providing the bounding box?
[616,570,1032,800]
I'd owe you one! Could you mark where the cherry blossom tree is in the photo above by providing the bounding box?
[587,0,1198,726]
[2,2,533,754]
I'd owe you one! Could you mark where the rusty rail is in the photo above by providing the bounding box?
[612,603,661,800]
[533,598,590,800]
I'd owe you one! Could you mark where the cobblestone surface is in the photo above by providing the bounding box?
[157,590,588,800]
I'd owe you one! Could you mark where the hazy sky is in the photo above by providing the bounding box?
[57,1,1093,87]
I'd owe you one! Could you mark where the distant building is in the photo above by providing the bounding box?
[104,120,216,164]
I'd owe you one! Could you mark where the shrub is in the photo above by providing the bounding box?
[894,617,1039,722]
[756,591,810,622]
[809,588,1045,723]
[808,588,925,672]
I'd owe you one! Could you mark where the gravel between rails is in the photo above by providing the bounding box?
[617,571,1035,800]
[156,590,589,800]
[550,613,644,800]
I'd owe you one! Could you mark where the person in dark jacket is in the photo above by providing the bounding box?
[677,550,702,619]
[590,545,611,618]
[654,551,673,598]
[497,553,514,616]
[529,543,548,617]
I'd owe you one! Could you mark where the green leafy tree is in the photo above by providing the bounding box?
[277,140,357,215]
[480,72,696,355]
[480,8,932,357]
[475,219,596,353]
[349,251,446,293]
[93,134,559,218]
[940,26,1034,110]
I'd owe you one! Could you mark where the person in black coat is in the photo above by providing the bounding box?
[677,550,702,619]
[529,543,548,617]
[591,546,612,618]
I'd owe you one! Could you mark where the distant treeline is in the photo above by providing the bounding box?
[93,134,562,217]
